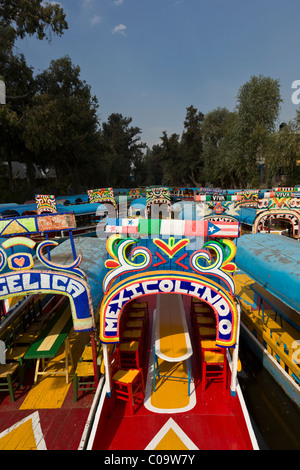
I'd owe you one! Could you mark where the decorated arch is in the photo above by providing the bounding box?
[253,209,300,238]
[100,234,239,348]
[100,270,238,347]
[0,235,95,332]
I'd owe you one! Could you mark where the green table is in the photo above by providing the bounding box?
[24,301,74,384]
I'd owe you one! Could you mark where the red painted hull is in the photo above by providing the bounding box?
[89,295,256,450]
[0,295,256,450]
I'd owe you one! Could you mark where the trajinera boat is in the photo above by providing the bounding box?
[0,187,259,450]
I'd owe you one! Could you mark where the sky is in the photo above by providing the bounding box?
[15,0,300,148]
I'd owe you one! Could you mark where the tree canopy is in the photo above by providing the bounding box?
[0,2,299,200]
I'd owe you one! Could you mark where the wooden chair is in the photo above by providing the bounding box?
[194,316,216,328]
[201,345,227,391]
[0,363,20,401]
[109,349,144,415]
[124,319,145,340]
[127,309,148,322]
[198,326,217,339]
[5,346,29,386]
[131,301,148,311]
[122,329,143,342]
[131,301,149,323]
[125,319,144,329]
[119,341,141,369]
[192,305,214,317]
[73,344,103,402]
[0,342,20,401]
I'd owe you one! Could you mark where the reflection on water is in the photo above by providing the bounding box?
[238,338,300,450]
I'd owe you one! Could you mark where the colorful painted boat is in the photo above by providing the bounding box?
[234,233,300,406]
[82,234,258,450]
[0,211,110,450]
[0,205,259,450]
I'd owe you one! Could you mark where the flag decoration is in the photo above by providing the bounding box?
[105,218,240,238]
[207,220,240,238]
[105,218,139,234]
[184,220,207,236]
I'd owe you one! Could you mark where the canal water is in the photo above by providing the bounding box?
[238,338,300,450]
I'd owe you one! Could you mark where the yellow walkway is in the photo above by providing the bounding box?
[144,294,196,413]
[20,330,89,410]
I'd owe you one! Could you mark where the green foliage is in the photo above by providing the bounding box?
[145,74,286,189]
[99,113,146,188]
[0,0,297,199]
[0,0,68,46]
[22,56,101,192]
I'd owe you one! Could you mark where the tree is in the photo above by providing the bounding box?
[99,113,146,187]
[23,56,100,192]
[265,120,300,186]
[202,107,235,186]
[159,131,182,186]
[0,0,68,197]
[0,0,67,49]
[235,74,282,186]
[143,145,163,186]
[0,53,34,192]
[181,105,204,186]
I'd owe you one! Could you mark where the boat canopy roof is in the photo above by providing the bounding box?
[56,194,89,204]
[129,197,146,207]
[0,203,67,217]
[35,237,107,311]
[235,233,300,312]
[238,207,257,225]
[64,202,108,216]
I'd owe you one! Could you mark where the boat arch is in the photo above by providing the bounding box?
[0,269,94,332]
[100,270,238,348]
[253,209,300,238]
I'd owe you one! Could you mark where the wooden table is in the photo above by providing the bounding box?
[24,300,74,384]
[153,294,193,395]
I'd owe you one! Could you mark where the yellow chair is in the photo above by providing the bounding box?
[122,329,143,341]
[201,346,227,391]
[119,341,141,369]
[0,363,20,401]
[198,326,217,339]
[128,309,147,321]
[109,349,144,415]
[73,344,102,402]
[5,346,29,386]
[125,320,144,329]
[195,316,216,326]
[131,302,149,323]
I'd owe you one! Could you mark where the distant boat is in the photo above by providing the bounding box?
[235,233,300,407]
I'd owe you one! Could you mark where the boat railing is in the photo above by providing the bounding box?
[239,297,300,385]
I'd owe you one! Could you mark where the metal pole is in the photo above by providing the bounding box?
[102,343,111,395]
[230,301,241,396]
[90,330,99,388]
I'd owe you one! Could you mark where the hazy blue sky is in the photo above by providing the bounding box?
[16,0,300,147]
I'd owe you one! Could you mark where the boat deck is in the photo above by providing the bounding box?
[90,295,255,450]
[0,323,93,450]
[0,294,256,450]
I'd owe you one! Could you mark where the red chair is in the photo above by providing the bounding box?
[109,349,145,415]
[119,340,141,369]
[195,316,216,327]
[201,346,227,391]
[131,301,149,323]
[127,309,148,325]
